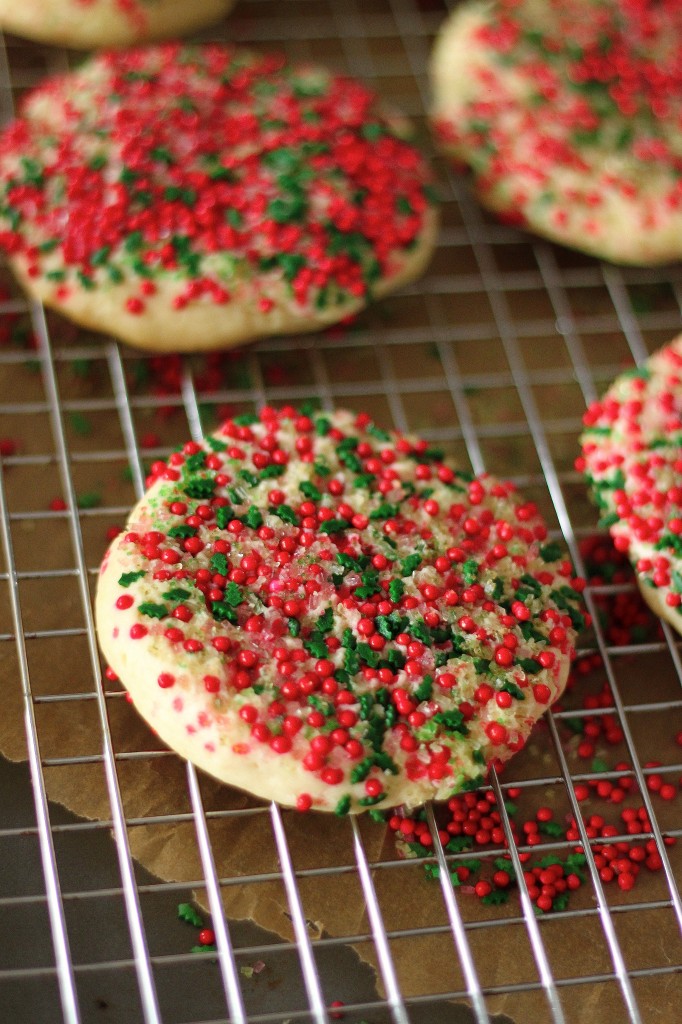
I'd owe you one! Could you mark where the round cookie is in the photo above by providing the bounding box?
[579,334,682,632]
[0,45,437,353]
[0,0,235,50]
[430,0,682,264]
[96,406,586,813]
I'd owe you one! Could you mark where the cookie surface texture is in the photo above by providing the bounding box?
[430,0,682,264]
[0,45,437,352]
[580,334,682,632]
[0,0,235,49]
[96,406,585,813]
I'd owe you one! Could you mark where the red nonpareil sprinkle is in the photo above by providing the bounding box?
[0,437,18,456]
[397,752,680,915]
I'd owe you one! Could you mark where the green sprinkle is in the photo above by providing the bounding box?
[259,464,284,480]
[210,553,229,575]
[239,468,258,487]
[369,502,399,520]
[70,358,92,378]
[337,447,362,472]
[344,647,360,674]
[316,607,334,633]
[538,820,564,837]
[287,618,300,637]
[400,553,422,577]
[211,602,238,624]
[319,518,350,534]
[224,582,244,607]
[271,504,298,525]
[433,709,468,735]
[520,621,548,644]
[414,675,433,702]
[168,524,198,539]
[361,123,385,141]
[299,480,322,501]
[388,579,405,602]
[304,635,328,659]
[185,452,206,473]
[77,491,101,509]
[70,412,91,436]
[207,437,227,452]
[359,794,385,807]
[88,246,110,269]
[350,758,374,783]
[267,194,307,223]
[138,602,167,619]
[366,423,390,441]
[540,542,564,563]
[460,559,478,586]
[354,473,376,489]
[119,570,145,587]
[177,903,203,928]
[334,795,351,816]
[482,890,509,906]
[337,551,370,573]
[184,476,216,499]
[162,588,190,602]
[242,506,262,530]
[446,835,475,853]
[518,658,541,675]
[498,681,525,701]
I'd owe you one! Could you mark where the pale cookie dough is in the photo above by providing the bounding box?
[430,0,682,264]
[0,45,438,352]
[96,406,586,813]
[579,335,682,633]
[0,0,235,50]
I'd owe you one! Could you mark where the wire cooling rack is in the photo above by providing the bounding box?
[0,2,681,1023]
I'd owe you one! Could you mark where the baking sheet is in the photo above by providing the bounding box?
[0,1,681,1022]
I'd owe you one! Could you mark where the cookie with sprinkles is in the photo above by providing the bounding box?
[0,0,235,50]
[0,45,438,352]
[430,0,682,264]
[96,406,586,813]
[579,334,682,633]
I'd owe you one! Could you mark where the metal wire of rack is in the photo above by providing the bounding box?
[0,2,681,1023]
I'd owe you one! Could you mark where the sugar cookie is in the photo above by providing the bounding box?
[0,45,438,352]
[96,406,585,813]
[430,0,682,264]
[579,335,682,632]
[0,0,235,50]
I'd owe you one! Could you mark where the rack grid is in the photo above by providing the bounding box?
[0,2,680,1023]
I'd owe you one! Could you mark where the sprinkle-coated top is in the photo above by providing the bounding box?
[0,45,436,348]
[96,406,585,813]
[430,0,682,263]
[579,334,682,630]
